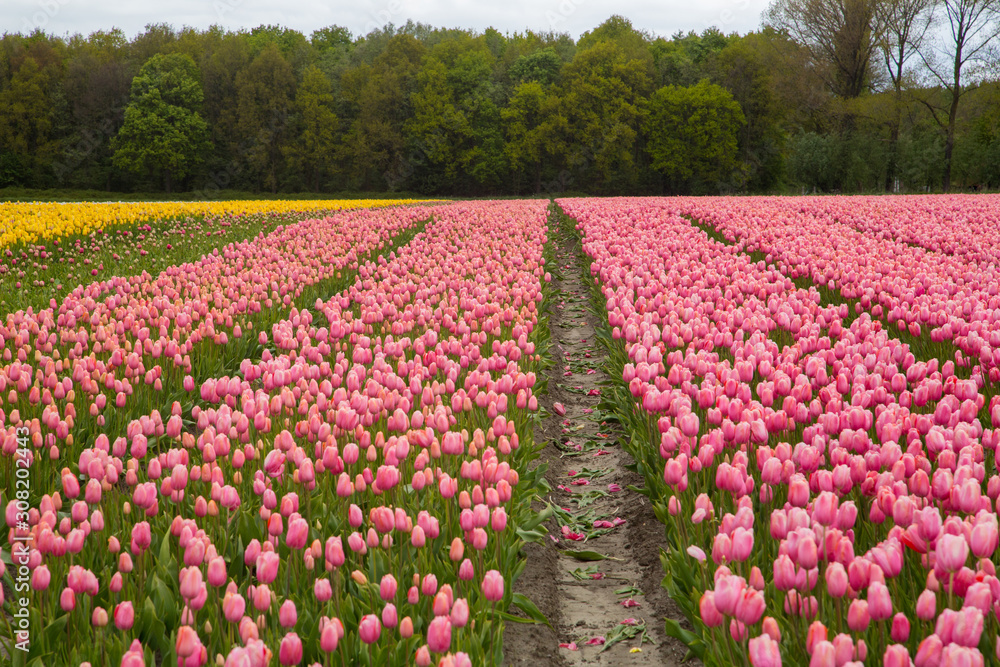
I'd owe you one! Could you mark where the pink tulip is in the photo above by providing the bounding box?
[175,626,200,658]
[847,600,869,632]
[700,591,723,627]
[825,563,847,598]
[735,588,766,626]
[314,578,332,602]
[358,614,381,644]
[114,601,134,630]
[749,634,781,667]
[890,613,910,642]
[278,632,302,665]
[971,519,998,558]
[883,644,910,667]
[482,570,504,602]
[279,600,297,628]
[256,551,280,584]
[223,593,245,623]
[60,587,75,612]
[867,581,892,621]
[320,623,339,652]
[427,615,452,653]
[937,533,969,572]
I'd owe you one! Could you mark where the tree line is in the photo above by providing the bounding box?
[1,4,999,197]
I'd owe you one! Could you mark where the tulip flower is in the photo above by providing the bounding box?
[279,632,303,665]
[358,614,381,644]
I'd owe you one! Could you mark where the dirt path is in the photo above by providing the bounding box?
[504,218,691,666]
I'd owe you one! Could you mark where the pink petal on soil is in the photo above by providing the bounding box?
[552,403,567,416]
[559,643,579,651]
[585,636,605,646]
[621,598,640,608]
[608,484,622,493]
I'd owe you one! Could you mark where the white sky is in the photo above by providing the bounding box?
[6,0,773,41]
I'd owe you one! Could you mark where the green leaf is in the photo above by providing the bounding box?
[515,528,548,543]
[518,505,554,531]
[498,611,541,625]
[562,549,612,561]
[139,597,169,652]
[511,593,551,627]
[43,613,68,647]
[663,619,705,659]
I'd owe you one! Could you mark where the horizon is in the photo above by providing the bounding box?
[6,0,771,42]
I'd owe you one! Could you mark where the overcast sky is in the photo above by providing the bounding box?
[7,0,772,41]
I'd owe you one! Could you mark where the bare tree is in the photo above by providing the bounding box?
[876,0,935,187]
[765,0,885,99]
[915,0,1000,191]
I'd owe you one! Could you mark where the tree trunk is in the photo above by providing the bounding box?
[943,87,961,192]
[886,86,902,192]
[164,169,172,194]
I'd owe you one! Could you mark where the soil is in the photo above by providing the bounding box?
[503,223,694,666]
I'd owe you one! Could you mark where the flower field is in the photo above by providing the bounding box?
[559,195,1000,666]
[0,200,422,313]
[5,194,1000,666]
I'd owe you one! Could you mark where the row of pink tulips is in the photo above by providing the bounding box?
[673,195,1000,387]
[559,197,999,666]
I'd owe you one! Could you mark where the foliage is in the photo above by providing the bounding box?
[645,80,746,193]
[1,16,999,195]
[111,53,210,192]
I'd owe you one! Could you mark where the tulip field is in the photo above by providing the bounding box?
[4,194,1000,666]
[559,194,1000,667]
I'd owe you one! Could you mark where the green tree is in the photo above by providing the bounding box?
[509,48,562,85]
[235,43,295,192]
[558,40,653,192]
[0,57,57,185]
[502,81,566,192]
[283,66,338,191]
[645,80,746,193]
[707,35,786,190]
[340,35,424,190]
[111,53,210,192]
[403,56,471,192]
[787,131,838,191]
